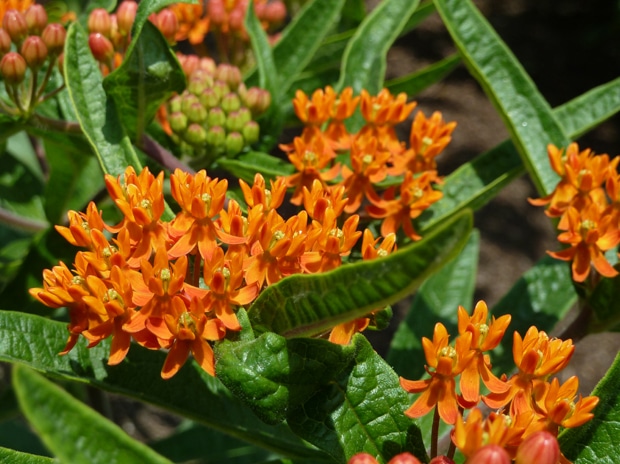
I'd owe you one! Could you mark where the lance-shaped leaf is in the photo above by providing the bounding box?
[434,0,570,196]
[248,210,473,338]
[559,352,620,463]
[0,447,54,464]
[245,0,345,92]
[104,21,186,141]
[0,311,327,461]
[386,54,460,97]
[13,365,172,464]
[215,333,357,425]
[337,0,420,95]
[288,334,427,463]
[64,21,142,177]
[387,230,479,379]
[217,151,295,183]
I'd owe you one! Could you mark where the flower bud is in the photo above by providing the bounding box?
[116,0,138,36]
[88,33,114,63]
[180,92,200,114]
[41,23,66,56]
[0,51,26,84]
[168,94,183,113]
[198,56,216,74]
[226,108,251,132]
[221,92,241,114]
[212,80,230,100]
[186,101,207,124]
[242,120,260,144]
[199,88,220,110]
[0,29,11,56]
[515,431,560,464]
[466,445,511,464]
[207,107,226,128]
[387,453,422,464]
[207,0,226,27]
[179,53,199,75]
[24,4,48,35]
[215,63,241,90]
[229,7,245,32]
[225,131,244,156]
[429,457,455,464]
[21,36,48,69]
[206,125,226,147]
[184,123,207,146]
[264,1,287,25]
[168,111,188,134]
[187,72,214,95]
[3,10,28,45]
[154,9,178,44]
[244,87,271,115]
[88,8,112,37]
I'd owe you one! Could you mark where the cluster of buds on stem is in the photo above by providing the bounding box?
[165,55,271,166]
[87,1,179,76]
[0,5,66,117]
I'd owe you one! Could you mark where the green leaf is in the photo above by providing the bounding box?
[246,0,345,93]
[385,54,460,97]
[434,0,570,196]
[559,352,620,463]
[0,447,55,464]
[490,256,577,374]
[336,0,420,95]
[13,365,172,464]
[0,311,326,461]
[387,230,479,379]
[288,334,427,463]
[215,333,357,425]
[341,0,365,24]
[585,274,620,332]
[248,210,473,338]
[64,21,142,177]
[217,151,295,183]
[103,21,186,141]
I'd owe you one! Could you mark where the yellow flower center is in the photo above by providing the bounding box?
[303,150,318,166]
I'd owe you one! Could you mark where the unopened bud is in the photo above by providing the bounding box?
[21,36,48,69]
[207,107,226,127]
[264,1,287,25]
[41,24,66,56]
[387,453,422,464]
[207,0,226,26]
[180,92,199,114]
[187,72,213,95]
[212,80,230,100]
[88,8,112,37]
[186,101,207,124]
[228,7,244,32]
[226,108,251,132]
[467,445,511,464]
[179,53,199,75]
[154,9,178,44]
[24,5,48,35]
[429,457,455,464]
[348,454,377,464]
[168,94,182,113]
[88,33,114,63]
[221,92,241,114]
[244,87,271,115]
[242,120,260,144]
[185,123,207,146]
[206,125,225,147]
[168,111,188,133]
[225,131,244,156]
[3,10,28,45]
[199,88,219,109]
[116,0,138,36]
[515,431,560,464]
[215,63,241,90]
[0,29,11,55]
[0,51,26,84]
[198,56,216,74]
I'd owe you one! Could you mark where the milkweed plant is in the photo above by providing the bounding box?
[0,0,618,463]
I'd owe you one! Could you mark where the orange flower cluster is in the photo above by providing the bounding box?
[399,301,597,463]
[285,86,456,240]
[30,166,396,379]
[531,143,620,282]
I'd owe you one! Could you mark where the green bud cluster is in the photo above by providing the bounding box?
[166,62,271,165]
[0,6,67,116]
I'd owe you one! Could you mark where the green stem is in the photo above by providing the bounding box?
[431,406,440,458]
[0,206,49,233]
[30,114,83,134]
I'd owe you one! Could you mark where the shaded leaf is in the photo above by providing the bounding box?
[13,365,172,464]
[385,54,460,97]
[248,210,472,338]
[217,151,295,183]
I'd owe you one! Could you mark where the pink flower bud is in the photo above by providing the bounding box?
[242,120,259,144]
[264,1,287,25]
[21,35,48,69]
[215,63,241,90]
[207,0,226,26]
[466,445,511,464]
[3,10,28,45]
[88,32,114,63]
[515,431,560,464]
[244,87,271,115]
[154,9,178,43]
[24,4,48,35]
[116,0,138,36]
[0,29,11,55]
[88,8,112,37]
[0,51,26,84]
[225,131,244,156]
[429,457,456,464]
[387,452,422,464]
[348,454,378,464]
[41,23,66,56]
